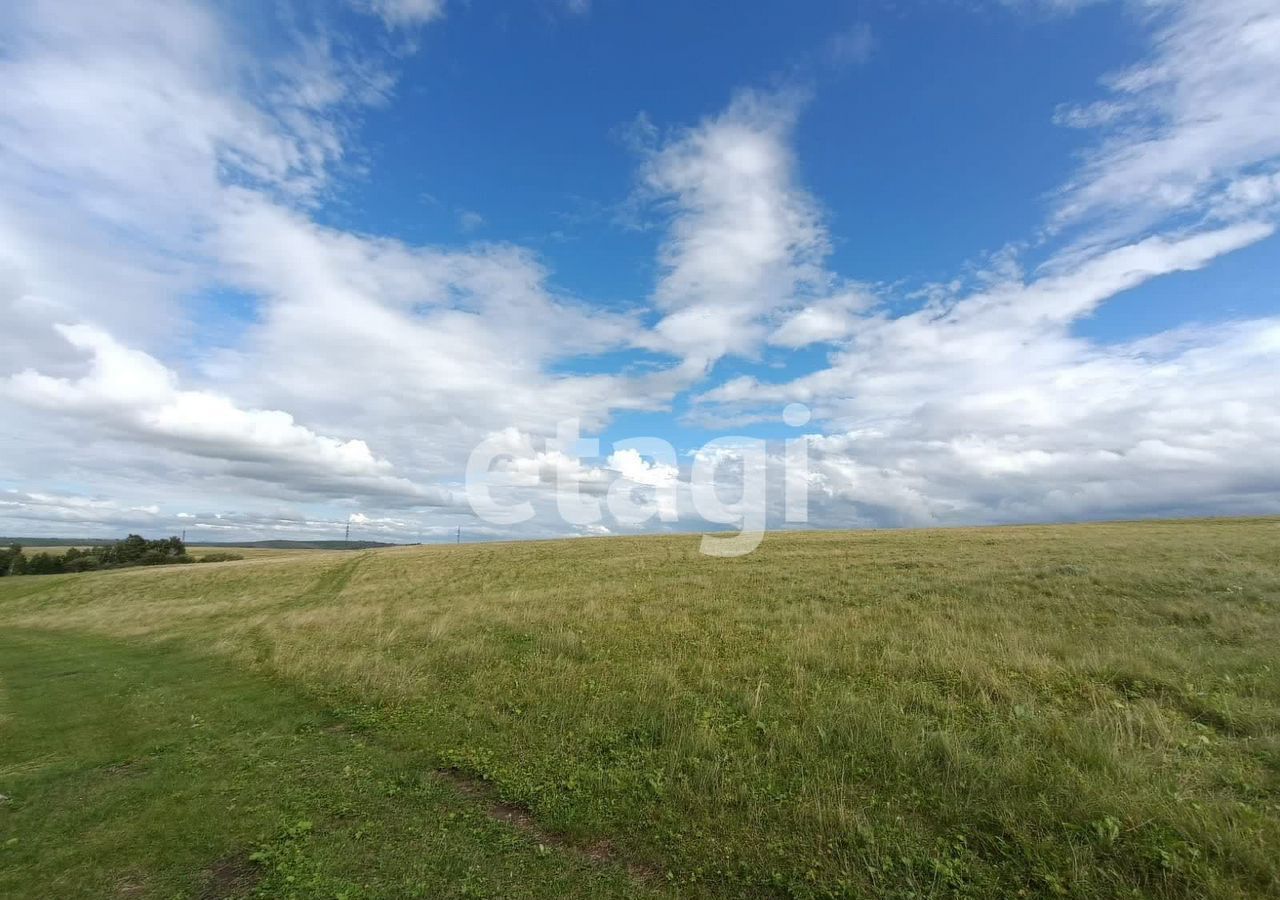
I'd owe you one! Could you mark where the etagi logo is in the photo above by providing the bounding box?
[465,404,813,557]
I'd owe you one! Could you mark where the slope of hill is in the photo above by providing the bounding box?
[1,518,1278,898]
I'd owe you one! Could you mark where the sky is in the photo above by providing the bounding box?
[1,0,1278,544]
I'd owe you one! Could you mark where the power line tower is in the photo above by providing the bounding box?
[344,521,350,547]
[456,525,461,545]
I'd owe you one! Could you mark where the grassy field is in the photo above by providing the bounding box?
[1,518,1278,898]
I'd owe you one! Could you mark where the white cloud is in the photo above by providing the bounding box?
[637,90,834,364]
[606,448,677,486]
[457,209,486,232]
[698,221,1280,526]
[4,324,452,504]
[686,0,1280,529]
[1213,169,1280,220]
[0,491,165,530]
[803,314,1280,526]
[0,0,394,376]
[208,192,674,466]
[0,0,694,540]
[824,23,874,69]
[1051,0,1280,239]
[769,287,875,348]
[1,0,1277,541]
[363,0,446,28]
[0,494,467,543]
[606,448,680,522]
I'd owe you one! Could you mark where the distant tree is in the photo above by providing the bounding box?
[24,552,63,575]
[197,552,244,563]
[64,553,101,572]
[114,534,149,565]
[8,535,191,576]
[0,544,24,576]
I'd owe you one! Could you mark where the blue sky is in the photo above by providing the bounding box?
[327,2,1139,296]
[1,0,1278,543]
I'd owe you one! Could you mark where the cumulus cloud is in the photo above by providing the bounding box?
[636,90,835,364]
[209,192,677,465]
[4,324,451,504]
[463,429,687,531]
[697,221,1280,526]
[0,0,395,376]
[0,0,692,540]
[769,287,875,348]
[687,0,1280,530]
[801,316,1280,526]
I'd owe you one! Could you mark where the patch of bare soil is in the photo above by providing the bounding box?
[114,874,147,897]
[433,769,659,881]
[198,852,260,900]
[99,758,149,778]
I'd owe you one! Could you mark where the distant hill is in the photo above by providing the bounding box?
[0,537,404,551]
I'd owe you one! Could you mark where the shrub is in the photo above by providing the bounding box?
[5,535,192,576]
[197,552,245,563]
[0,544,24,577]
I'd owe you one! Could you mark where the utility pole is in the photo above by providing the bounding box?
[456,525,461,545]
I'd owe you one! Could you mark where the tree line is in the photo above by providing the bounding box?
[0,535,240,576]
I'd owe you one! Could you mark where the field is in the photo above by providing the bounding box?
[1,518,1278,898]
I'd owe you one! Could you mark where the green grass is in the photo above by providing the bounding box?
[0,631,660,899]
[2,518,1279,898]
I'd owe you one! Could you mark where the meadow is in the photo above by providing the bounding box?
[1,518,1278,898]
